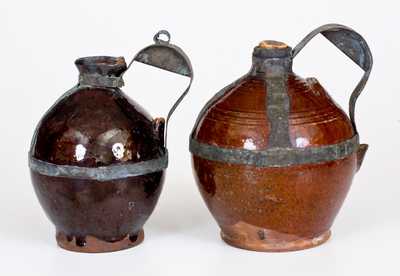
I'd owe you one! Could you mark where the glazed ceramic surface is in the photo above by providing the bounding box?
[29,31,193,253]
[30,57,165,252]
[190,24,372,252]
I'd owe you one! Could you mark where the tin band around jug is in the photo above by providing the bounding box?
[29,30,193,181]
[190,24,372,167]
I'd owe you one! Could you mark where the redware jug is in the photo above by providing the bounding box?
[190,24,372,252]
[29,31,193,253]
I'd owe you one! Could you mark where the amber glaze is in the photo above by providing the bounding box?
[192,72,361,252]
[30,58,165,252]
[194,75,354,148]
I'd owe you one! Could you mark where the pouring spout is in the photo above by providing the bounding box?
[356,144,368,172]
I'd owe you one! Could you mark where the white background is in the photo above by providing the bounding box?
[1,0,399,275]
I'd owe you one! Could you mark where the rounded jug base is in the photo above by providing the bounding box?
[56,229,144,253]
[220,229,331,252]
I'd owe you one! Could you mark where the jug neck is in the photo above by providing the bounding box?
[75,56,127,88]
[250,40,293,77]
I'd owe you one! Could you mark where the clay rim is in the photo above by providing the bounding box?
[75,56,127,76]
[253,41,292,59]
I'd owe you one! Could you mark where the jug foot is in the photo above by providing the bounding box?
[56,230,144,253]
[220,228,331,252]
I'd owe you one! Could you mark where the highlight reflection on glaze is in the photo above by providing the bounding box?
[75,144,86,161]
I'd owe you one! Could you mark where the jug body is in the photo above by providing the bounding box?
[29,32,193,253]
[190,24,372,252]
[30,56,166,252]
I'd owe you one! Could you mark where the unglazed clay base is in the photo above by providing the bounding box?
[220,229,331,252]
[56,230,144,253]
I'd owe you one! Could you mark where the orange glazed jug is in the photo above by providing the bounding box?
[190,24,372,252]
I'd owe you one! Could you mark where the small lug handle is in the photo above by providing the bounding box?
[292,23,373,134]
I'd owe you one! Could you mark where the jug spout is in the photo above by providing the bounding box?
[75,56,126,88]
[356,144,368,172]
[153,117,166,147]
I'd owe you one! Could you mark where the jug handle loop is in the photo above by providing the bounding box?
[292,24,373,134]
[121,30,194,147]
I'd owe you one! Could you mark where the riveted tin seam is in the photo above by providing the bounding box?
[190,135,359,167]
[29,151,168,181]
[265,71,291,148]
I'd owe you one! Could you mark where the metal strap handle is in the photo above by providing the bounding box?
[121,30,194,147]
[292,24,373,134]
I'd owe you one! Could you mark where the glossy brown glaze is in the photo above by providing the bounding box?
[192,65,360,251]
[31,171,164,253]
[33,86,164,166]
[30,57,165,252]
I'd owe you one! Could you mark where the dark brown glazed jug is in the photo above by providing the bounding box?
[29,31,193,253]
[190,24,372,252]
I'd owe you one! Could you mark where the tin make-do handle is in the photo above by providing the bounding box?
[292,24,373,134]
[122,30,194,147]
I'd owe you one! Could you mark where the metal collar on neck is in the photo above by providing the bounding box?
[78,74,124,88]
[251,40,293,76]
[76,56,127,88]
